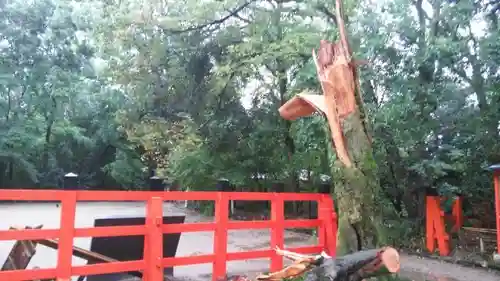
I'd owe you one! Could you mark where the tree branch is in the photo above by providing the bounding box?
[314,4,337,25]
[230,10,252,23]
[167,0,257,34]
[489,0,500,13]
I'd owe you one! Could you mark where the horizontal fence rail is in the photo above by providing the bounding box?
[0,190,338,281]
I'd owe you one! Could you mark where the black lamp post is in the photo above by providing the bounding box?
[63,172,79,190]
[318,177,332,194]
[272,182,285,193]
[149,176,165,191]
[217,178,235,216]
[216,178,232,192]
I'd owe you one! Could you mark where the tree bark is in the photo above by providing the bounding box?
[324,0,391,255]
[329,110,389,254]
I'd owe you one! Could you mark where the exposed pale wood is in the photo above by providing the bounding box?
[255,246,324,281]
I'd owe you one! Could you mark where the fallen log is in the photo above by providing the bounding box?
[256,246,399,281]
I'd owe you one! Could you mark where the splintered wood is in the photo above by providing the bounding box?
[278,0,362,167]
[255,247,329,281]
[318,42,357,120]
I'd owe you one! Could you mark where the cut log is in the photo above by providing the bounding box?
[340,247,400,279]
[256,247,399,281]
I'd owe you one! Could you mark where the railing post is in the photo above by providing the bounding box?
[425,196,450,256]
[425,196,435,253]
[494,172,500,255]
[213,192,229,281]
[270,194,284,272]
[144,197,164,281]
[330,200,338,256]
[317,198,326,252]
[318,194,336,256]
[451,196,463,232]
[56,191,76,281]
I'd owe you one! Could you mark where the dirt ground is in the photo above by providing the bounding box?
[0,201,499,281]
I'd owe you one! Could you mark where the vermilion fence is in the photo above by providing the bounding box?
[0,190,338,281]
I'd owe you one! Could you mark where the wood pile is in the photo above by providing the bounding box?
[458,227,498,254]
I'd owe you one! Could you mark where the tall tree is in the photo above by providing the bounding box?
[279,0,395,255]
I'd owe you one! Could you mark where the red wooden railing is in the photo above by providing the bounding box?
[0,190,338,281]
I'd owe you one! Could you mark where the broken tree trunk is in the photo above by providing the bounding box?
[278,0,395,269]
[256,246,400,281]
[306,247,400,281]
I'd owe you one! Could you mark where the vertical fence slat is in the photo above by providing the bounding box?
[425,196,435,253]
[317,198,326,253]
[330,198,338,256]
[56,191,76,281]
[494,172,500,254]
[318,194,336,256]
[144,197,164,281]
[213,192,229,281]
[435,201,450,256]
[143,202,150,281]
[451,196,463,232]
[270,194,284,272]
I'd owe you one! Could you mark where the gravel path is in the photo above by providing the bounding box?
[399,254,500,281]
[0,201,499,281]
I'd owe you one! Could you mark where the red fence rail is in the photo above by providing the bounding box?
[0,190,338,281]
